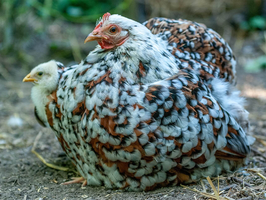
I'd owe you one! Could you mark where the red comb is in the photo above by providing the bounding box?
[102,12,111,22]
[94,12,111,30]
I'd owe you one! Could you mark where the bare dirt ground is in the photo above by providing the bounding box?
[1,39,266,200]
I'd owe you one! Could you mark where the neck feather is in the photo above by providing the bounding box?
[85,35,179,84]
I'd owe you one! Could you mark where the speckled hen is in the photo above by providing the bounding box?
[23,13,253,191]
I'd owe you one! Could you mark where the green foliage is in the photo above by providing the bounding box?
[245,55,266,72]
[241,16,266,31]
[0,0,134,67]
[0,0,133,51]
[29,0,133,23]
[0,0,35,52]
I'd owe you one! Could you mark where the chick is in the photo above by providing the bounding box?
[23,60,61,126]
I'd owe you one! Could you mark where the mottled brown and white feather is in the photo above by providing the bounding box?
[144,17,237,85]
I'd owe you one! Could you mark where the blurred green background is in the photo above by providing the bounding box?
[1,0,266,78]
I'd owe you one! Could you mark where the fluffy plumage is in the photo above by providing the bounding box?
[23,60,62,126]
[143,17,249,132]
[144,17,237,85]
[24,14,252,191]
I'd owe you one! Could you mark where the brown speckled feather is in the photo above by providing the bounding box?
[144,17,236,84]
[45,66,250,191]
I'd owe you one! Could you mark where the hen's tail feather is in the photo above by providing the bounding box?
[208,77,250,133]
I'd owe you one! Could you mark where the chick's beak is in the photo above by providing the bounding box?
[84,31,104,44]
[22,73,37,82]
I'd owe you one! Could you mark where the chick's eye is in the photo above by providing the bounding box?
[109,26,117,33]
[37,72,43,76]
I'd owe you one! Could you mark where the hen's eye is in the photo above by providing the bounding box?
[109,26,117,33]
[37,72,43,76]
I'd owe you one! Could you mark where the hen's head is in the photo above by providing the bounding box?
[23,60,60,92]
[84,13,152,49]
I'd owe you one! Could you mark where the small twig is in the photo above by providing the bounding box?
[254,135,266,140]
[254,137,266,147]
[207,176,220,200]
[218,176,220,194]
[32,132,69,171]
[258,139,266,146]
[251,182,266,190]
[181,185,217,199]
[231,177,252,187]
[200,179,207,193]
[257,172,266,181]
[181,184,229,200]
[32,131,42,150]
[238,197,252,200]
[219,184,237,192]
[251,147,266,160]
[246,168,263,173]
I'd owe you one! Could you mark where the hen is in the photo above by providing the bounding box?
[23,13,253,191]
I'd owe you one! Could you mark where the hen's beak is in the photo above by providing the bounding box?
[84,31,103,44]
[23,73,37,82]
